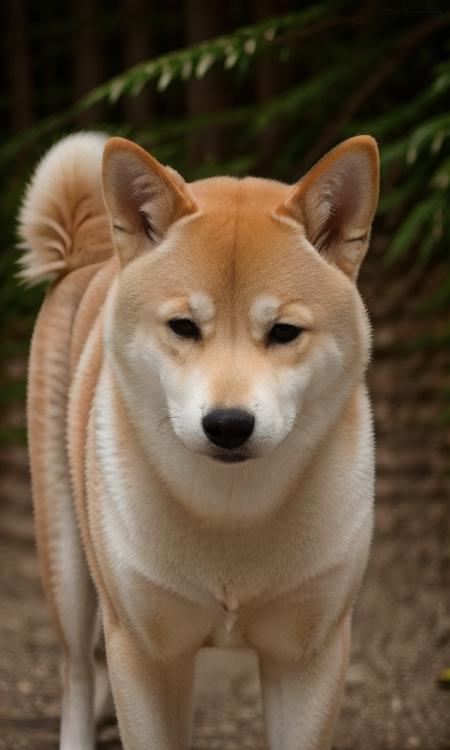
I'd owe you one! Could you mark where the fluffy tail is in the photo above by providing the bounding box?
[17,132,113,286]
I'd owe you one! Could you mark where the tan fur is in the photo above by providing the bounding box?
[27,263,103,651]
[21,132,379,750]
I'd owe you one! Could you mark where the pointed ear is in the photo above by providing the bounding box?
[102,137,197,264]
[276,136,379,280]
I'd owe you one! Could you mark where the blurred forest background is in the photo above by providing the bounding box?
[1,0,450,440]
[1,2,450,749]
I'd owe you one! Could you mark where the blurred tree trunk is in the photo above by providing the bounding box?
[72,0,107,126]
[5,0,33,134]
[41,0,62,119]
[252,0,295,175]
[184,0,231,167]
[121,0,155,127]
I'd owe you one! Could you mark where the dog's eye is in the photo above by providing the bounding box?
[268,323,303,345]
[168,318,201,340]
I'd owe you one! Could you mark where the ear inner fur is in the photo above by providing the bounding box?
[277,135,380,280]
[102,137,197,265]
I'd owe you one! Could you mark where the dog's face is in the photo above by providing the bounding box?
[103,137,379,466]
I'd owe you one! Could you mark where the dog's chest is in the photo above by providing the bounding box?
[207,582,247,647]
[210,607,244,647]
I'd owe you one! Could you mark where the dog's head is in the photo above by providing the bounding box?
[102,136,379,468]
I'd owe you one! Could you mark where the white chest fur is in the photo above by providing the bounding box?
[87,361,374,657]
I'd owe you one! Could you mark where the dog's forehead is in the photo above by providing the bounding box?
[122,174,345,316]
[189,174,289,211]
[171,176,326,299]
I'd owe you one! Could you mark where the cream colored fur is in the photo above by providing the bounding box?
[18,132,112,285]
[20,132,379,750]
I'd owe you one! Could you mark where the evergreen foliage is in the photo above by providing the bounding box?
[1,3,449,421]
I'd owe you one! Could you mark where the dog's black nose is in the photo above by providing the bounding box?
[202,408,255,450]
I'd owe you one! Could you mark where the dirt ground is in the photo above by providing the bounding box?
[1,257,450,749]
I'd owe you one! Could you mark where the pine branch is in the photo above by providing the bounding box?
[300,12,450,171]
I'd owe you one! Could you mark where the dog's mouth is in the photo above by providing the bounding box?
[209,450,252,464]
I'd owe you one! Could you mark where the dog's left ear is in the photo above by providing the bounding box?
[102,137,197,265]
[277,136,379,280]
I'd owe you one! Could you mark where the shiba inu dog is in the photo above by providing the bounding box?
[19,131,379,750]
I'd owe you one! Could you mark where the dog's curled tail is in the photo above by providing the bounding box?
[17,132,113,286]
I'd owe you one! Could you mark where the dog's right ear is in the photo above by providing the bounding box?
[102,137,197,265]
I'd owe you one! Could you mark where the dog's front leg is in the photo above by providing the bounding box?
[104,622,196,749]
[258,614,351,750]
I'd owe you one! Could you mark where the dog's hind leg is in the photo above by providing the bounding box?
[28,267,101,750]
[57,527,98,750]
